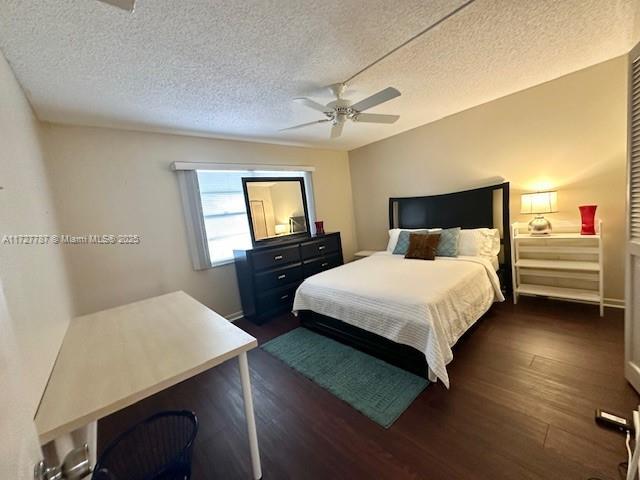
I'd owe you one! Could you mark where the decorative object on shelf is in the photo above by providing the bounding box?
[579,205,597,235]
[314,220,325,235]
[520,191,558,235]
[274,224,289,235]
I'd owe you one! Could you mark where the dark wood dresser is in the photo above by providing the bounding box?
[233,232,343,324]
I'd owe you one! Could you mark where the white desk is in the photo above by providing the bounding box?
[35,291,262,479]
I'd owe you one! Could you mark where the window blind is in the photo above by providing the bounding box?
[197,171,253,264]
[631,52,640,240]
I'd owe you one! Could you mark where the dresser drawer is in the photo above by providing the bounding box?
[256,284,299,313]
[254,263,303,291]
[252,245,300,271]
[234,232,342,324]
[302,253,342,277]
[300,235,340,260]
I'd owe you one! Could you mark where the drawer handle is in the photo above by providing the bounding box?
[274,255,283,260]
[318,245,326,251]
[280,294,289,300]
[321,262,329,267]
[277,274,286,280]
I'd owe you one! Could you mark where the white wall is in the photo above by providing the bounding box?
[0,51,74,478]
[42,124,357,317]
[349,56,628,302]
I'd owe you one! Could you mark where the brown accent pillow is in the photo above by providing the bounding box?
[405,233,440,260]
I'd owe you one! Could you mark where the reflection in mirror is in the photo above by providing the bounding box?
[245,179,307,241]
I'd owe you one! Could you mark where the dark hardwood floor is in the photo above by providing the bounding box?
[98,298,638,479]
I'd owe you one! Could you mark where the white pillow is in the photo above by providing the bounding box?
[486,229,501,257]
[386,228,441,252]
[458,228,500,257]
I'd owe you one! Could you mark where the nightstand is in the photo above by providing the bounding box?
[510,221,603,316]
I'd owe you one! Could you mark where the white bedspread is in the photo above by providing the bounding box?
[293,252,504,388]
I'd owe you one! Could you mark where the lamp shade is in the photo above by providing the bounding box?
[520,191,558,214]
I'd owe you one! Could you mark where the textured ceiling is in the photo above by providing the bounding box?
[0,0,639,150]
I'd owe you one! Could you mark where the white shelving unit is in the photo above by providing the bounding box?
[510,221,604,316]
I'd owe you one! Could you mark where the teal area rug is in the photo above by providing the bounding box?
[262,328,428,428]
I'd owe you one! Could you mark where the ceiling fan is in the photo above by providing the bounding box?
[97,0,136,11]
[281,84,401,138]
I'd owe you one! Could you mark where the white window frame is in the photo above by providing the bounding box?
[173,162,316,269]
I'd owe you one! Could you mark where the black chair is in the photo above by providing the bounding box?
[92,411,198,480]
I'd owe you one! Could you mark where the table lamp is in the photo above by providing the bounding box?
[520,191,558,235]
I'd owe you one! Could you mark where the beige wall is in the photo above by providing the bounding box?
[270,181,305,226]
[247,185,277,239]
[349,56,628,302]
[42,124,357,317]
[0,51,75,477]
[0,52,74,415]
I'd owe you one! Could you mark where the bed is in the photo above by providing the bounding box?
[293,182,511,387]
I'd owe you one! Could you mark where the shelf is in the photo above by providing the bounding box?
[516,259,600,271]
[518,268,598,281]
[514,233,599,240]
[517,284,601,302]
[511,221,603,315]
[518,245,599,254]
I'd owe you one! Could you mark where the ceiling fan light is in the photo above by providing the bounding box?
[284,85,401,139]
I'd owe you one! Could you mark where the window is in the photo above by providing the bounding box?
[174,164,315,269]
[197,171,252,264]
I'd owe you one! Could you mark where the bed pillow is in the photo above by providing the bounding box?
[458,228,500,257]
[405,233,441,260]
[387,228,440,252]
[392,229,428,255]
[387,228,424,252]
[458,229,481,256]
[484,229,501,257]
[435,227,461,257]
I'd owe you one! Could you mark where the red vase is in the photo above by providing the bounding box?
[314,221,325,235]
[579,205,597,235]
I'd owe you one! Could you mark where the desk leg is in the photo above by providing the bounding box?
[239,352,262,480]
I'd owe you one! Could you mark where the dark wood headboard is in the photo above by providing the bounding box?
[388,182,511,295]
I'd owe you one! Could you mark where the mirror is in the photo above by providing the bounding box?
[242,177,310,244]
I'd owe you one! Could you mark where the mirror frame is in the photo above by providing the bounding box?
[242,176,311,246]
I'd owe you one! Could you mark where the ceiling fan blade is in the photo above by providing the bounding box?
[97,0,136,11]
[350,87,401,113]
[279,119,330,132]
[353,113,400,124]
[330,121,344,139]
[293,98,333,114]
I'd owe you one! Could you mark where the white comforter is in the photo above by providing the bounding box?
[293,252,504,388]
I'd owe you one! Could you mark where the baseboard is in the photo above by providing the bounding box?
[517,294,625,311]
[604,298,625,309]
[225,310,244,322]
